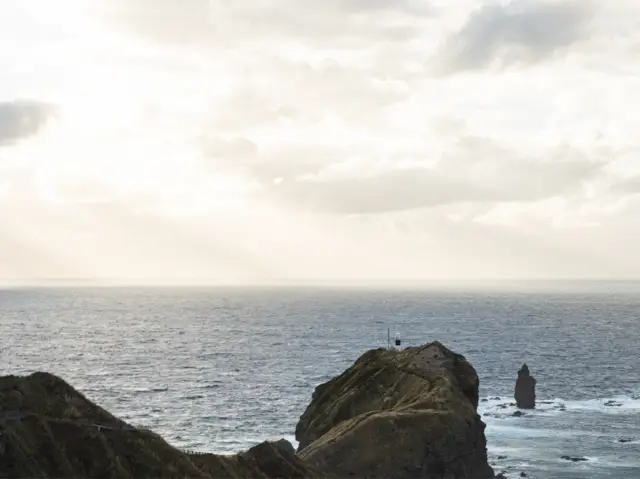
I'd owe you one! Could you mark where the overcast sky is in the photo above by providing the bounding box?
[1,0,639,283]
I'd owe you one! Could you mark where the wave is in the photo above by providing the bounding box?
[481,391,640,477]
[133,387,169,394]
[479,392,640,419]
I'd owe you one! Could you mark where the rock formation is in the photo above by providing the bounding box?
[295,341,494,478]
[514,364,536,409]
[190,440,316,478]
[0,372,316,478]
[1,342,495,479]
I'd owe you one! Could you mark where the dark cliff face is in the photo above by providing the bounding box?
[189,440,317,479]
[295,342,494,479]
[0,372,315,479]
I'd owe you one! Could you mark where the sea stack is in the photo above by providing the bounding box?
[296,341,495,478]
[514,363,536,409]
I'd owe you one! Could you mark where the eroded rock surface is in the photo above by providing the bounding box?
[1,342,495,479]
[514,364,536,409]
[0,372,316,478]
[295,341,494,479]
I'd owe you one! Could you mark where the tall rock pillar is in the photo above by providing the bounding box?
[514,363,536,409]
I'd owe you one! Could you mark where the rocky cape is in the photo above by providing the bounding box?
[0,371,316,478]
[296,341,494,478]
[0,341,494,478]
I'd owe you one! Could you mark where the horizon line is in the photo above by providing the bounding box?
[2,278,640,288]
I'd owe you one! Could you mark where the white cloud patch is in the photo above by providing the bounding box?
[265,138,601,214]
[103,0,433,49]
[438,0,594,73]
[0,100,55,147]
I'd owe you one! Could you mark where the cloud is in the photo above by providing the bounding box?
[609,176,640,195]
[0,100,54,147]
[240,0,433,45]
[438,0,593,73]
[334,0,431,14]
[265,137,601,214]
[103,0,433,49]
[2,0,640,281]
[208,60,410,130]
[201,137,353,181]
[204,137,258,162]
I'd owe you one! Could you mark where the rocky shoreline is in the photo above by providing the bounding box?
[1,341,498,478]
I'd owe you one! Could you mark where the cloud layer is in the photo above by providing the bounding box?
[0,0,639,282]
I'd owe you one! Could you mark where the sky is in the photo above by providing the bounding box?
[1,0,639,284]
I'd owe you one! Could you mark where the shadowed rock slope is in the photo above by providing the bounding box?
[295,341,494,479]
[0,372,316,478]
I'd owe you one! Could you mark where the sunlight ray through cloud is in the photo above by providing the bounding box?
[1,0,639,282]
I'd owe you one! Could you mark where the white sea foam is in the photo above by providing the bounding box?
[480,391,640,477]
[479,392,640,419]
[562,395,640,414]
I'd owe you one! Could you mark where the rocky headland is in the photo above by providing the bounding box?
[296,341,494,478]
[0,341,495,478]
[0,371,315,478]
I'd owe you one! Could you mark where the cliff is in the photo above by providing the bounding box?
[1,341,494,479]
[296,341,494,478]
[0,372,316,478]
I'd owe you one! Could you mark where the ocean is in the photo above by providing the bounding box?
[1,282,639,478]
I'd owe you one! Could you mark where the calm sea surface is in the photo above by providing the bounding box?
[1,282,639,478]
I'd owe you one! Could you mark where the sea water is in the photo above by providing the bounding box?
[1,282,639,478]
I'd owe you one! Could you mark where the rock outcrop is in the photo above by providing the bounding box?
[514,364,536,409]
[189,440,316,478]
[0,372,316,478]
[1,342,494,479]
[295,341,494,478]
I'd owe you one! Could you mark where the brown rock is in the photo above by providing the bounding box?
[191,440,318,478]
[514,364,536,409]
[295,341,494,478]
[0,372,317,478]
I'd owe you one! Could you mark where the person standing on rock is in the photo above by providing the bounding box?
[514,363,536,409]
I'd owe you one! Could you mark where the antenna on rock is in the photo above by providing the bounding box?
[387,328,391,350]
